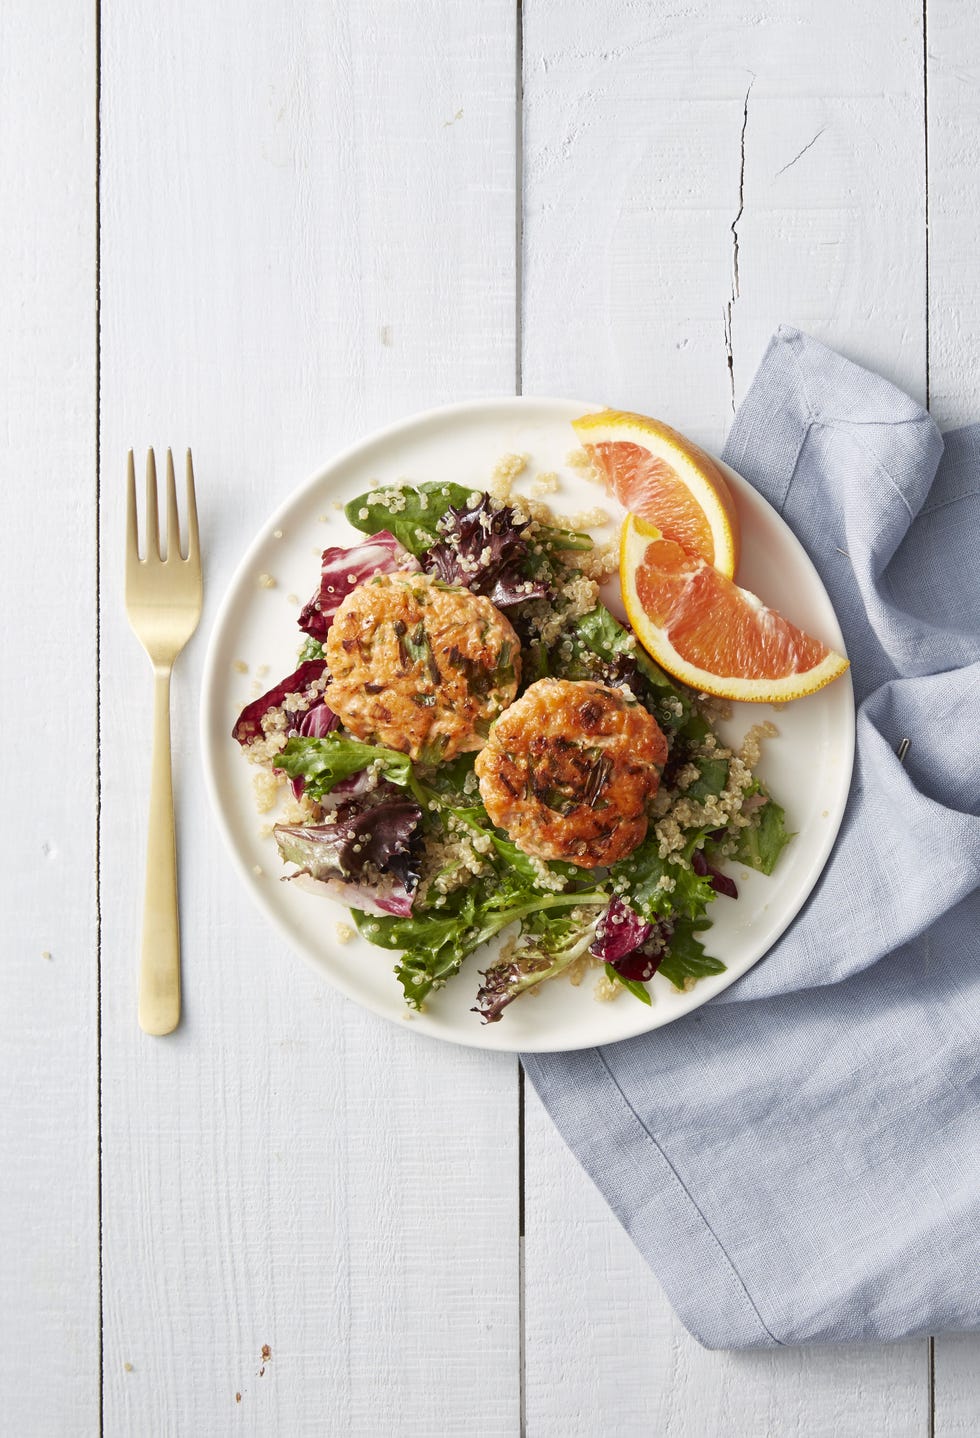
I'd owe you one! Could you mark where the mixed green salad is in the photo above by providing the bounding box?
[233,474,791,1022]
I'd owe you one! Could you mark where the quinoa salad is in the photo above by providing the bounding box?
[231,453,791,1024]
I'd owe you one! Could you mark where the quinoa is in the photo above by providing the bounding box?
[232,659,249,674]
[563,574,600,618]
[253,769,282,814]
[577,534,620,581]
[488,452,528,499]
[566,446,594,471]
[567,954,590,987]
[530,470,560,498]
[594,972,622,1003]
[281,794,316,824]
[556,507,610,530]
[740,721,779,768]
[698,693,734,724]
[258,573,277,589]
[335,922,355,945]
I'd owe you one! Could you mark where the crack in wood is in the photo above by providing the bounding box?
[775,126,827,177]
[724,76,754,412]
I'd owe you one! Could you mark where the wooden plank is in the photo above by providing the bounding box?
[522,0,927,452]
[0,3,100,1432]
[927,1,980,1427]
[935,1337,980,1438]
[521,2,931,1431]
[926,0,980,426]
[98,3,519,1433]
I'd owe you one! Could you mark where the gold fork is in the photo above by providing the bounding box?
[125,450,203,1035]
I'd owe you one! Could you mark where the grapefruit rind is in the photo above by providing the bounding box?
[572,408,739,578]
[619,515,850,704]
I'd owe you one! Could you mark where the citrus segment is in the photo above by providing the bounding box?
[573,409,739,576]
[620,517,849,703]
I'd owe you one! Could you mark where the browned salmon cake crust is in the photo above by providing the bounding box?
[474,678,668,868]
[324,573,520,761]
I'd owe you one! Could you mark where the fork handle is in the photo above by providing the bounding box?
[139,666,181,1035]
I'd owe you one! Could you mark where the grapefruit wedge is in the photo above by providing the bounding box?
[573,408,739,576]
[620,516,849,703]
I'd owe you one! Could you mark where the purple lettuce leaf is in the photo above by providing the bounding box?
[691,847,739,899]
[284,870,416,919]
[298,530,419,640]
[232,659,327,747]
[473,918,598,1024]
[274,791,423,917]
[420,495,549,607]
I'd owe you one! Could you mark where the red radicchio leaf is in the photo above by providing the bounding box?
[231,659,327,747]
[691,847,739,899]
[298,702,340,739]
[298,530,419,640]
[589,896,673,982]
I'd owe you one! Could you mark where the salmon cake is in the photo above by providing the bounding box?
[324,572,520,761]
[475,678,667,868]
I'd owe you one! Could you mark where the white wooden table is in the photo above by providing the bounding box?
[5,2,979,1433]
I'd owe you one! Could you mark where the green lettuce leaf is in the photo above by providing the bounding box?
[657,917,726,989]
[731,793,793,875]
[603,964,653,1007]
[356,882,608,1010]
[297,635,326,663]
[683,755,730,804]
[611,836,716,922]
[274,734,424,803]
[344,480,474,555]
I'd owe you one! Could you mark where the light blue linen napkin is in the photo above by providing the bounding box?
[522,327,980,1349]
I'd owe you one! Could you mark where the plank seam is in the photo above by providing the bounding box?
[516,0,524,399]
[924,0,934,1406]
[923,0,931,411]
[518,1062,526,1438]
[929,1335,935,1438]
[94,0,105,1430]
[517,6,527,1433]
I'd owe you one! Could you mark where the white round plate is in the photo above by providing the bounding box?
[201,397,854,1052]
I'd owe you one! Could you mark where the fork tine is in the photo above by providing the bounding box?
[145,449,161,559]
[165,449,181,560]
[126,449,140,565]
[185,449,200,564]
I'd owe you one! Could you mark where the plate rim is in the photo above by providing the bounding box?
[200,394,856,1052]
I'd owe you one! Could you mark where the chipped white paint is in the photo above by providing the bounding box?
[3,0,980,1432]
